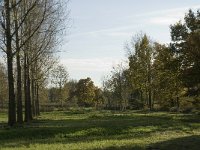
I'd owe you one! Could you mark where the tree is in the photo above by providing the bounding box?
[51,65,69,109]
[76,77,96,107]
[2,0,16,126]
[109,64,129,110]
[94,87,104,110]
[0,0,70,125]
[153,43,182,109]
[102,76,113,109]
[127,34,155,110]
[170,9,200,92]
[65,80,78,107]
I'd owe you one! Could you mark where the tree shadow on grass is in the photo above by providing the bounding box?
[92,145,144,150]
[149,135,200,150]
[0,111,200,149]
[90,135,200,150]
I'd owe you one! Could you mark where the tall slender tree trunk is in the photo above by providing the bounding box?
[24,53,29,122]
[35,83,40,116]
[35,82,38,116]
[16,52,23,123]
[14,0,23,124]
[5,0,16,126]
[31,78,36,117]
[148,62,153,110]
[27,57,32,120]
[23,0,32,122]
[140,90,143,105]
[59,86,63,109]
[148,89,152,110]
[24,53,32,122]
[7,53,16,126]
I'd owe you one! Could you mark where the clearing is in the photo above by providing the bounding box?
[0,109,200,150]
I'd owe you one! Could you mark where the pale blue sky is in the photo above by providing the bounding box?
[60,0,200,86]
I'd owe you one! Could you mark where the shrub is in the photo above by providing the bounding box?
[169,107,179,112]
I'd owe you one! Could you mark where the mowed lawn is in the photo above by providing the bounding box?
[0,110,200,150]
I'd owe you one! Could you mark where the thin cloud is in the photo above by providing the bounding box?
[138,5,200,26]
[60,57,123,72]
[130,5,200,18]
[71,5,200,38]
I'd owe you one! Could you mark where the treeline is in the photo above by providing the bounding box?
[48,77,104,110]
[41,9,200,113]
[0,0,68,126]
[102,9,200,112]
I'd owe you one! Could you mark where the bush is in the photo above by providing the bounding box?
[152,104,162,112]
[179,97,194,113]
[129,99,144,110]
[169,107,179,112]
[191,109,200,115]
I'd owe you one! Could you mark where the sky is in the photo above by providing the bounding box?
[60,0,200,87]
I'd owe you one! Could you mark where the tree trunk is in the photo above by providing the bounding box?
[140,91,143,105]
[16,52,23,123]
[27,56,32,120]
[148,89,152,110]
[31,78,36,117]
[27,63,33,120]
[148,62,153,110]
[5,0,16,126]
[24,53,29,122]
[7,53,16,126]
[60,86,63,109]
[35,83,40,116]
[24,53,32,122]
[14,1,23,124]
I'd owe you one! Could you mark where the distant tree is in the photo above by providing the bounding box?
[65,80,78,107]
[94,87,104,110]
[51,65,69,109]
[102,76,113,109]
[127,34,155,110]
[101,63,130,111]
[76,77,96,107]
[110,64,129,110]
[48,87,60,103]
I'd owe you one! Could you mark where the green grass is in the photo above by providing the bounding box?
[0,109,200,150]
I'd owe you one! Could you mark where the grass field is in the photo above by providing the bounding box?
[0,109,200,150]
